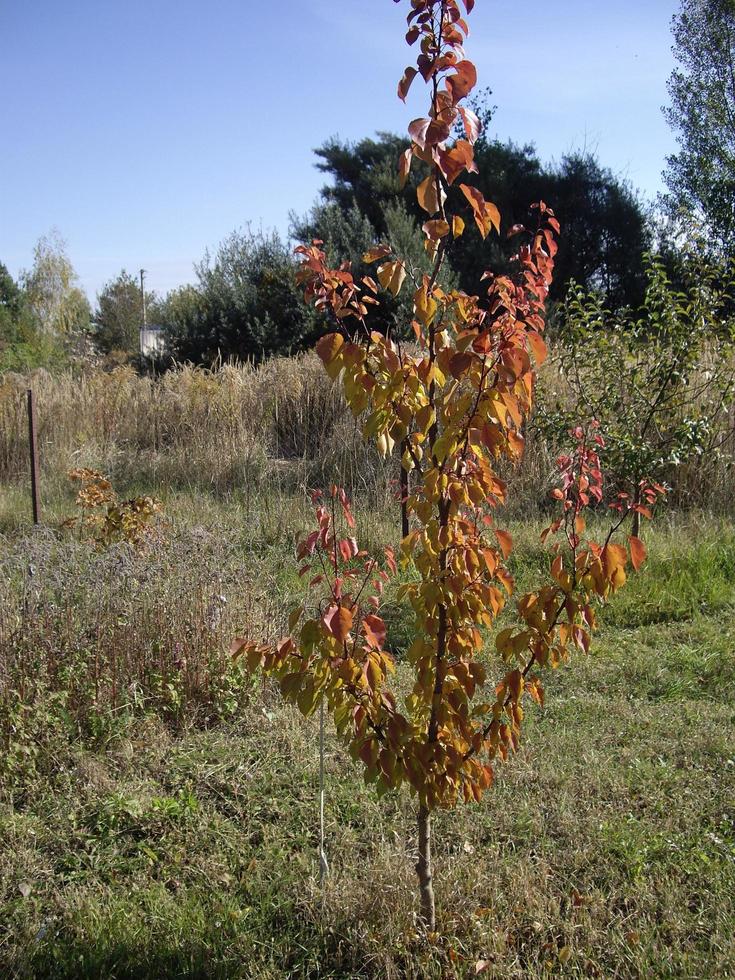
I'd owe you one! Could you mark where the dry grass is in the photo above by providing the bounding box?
[0,357,393,499]
[2,354,733,519]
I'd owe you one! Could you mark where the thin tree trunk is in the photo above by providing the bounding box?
[632,482,641,538]
[416,803,435,931]
[400,441,409,539]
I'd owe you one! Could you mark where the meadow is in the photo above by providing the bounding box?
[0,359,734,978]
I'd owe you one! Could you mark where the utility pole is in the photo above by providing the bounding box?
[140,268,147,329]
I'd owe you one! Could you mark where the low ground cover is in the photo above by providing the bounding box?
[1,491,733,978]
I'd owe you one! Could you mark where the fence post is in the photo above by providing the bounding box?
[27,388,41,525]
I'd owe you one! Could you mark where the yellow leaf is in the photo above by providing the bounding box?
[414,285,437,325]
[417,174,443,215]
[315,332,344,366]
[422,219,450,240]
[377,260,407,297]
[362,244,392,263]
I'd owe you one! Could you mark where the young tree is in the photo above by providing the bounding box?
[235,0,661,929]
[662,0,735,252]
[539,255,735,532]
[293,197,457,339]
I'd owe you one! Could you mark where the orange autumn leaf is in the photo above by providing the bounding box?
[629,535,647,571]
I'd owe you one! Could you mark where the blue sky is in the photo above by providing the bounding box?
[0,0,679,302]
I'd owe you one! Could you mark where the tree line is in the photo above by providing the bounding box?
[0,139,687,371]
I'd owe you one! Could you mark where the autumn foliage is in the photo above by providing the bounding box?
[233,0,663,929]
[64,468,163,548]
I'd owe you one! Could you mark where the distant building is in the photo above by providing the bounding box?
[139,325,165,357]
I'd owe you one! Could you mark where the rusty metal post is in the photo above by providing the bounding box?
[27,389,41,525]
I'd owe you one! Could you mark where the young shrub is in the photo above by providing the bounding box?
[64,467,163,548]
[539,255,735,530]
[234,0,663,929]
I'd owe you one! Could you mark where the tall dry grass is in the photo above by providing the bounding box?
[0,355,393,499]
[0,352,733,514]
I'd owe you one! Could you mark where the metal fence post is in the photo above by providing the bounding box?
[27,389,41,525]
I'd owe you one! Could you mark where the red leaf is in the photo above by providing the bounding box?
[449,351,473,378]
[363,614,387,650]
[459,184,501,238]
[526,330,547,365]
[458,105,481,144]
[445,60,477,103]
[398,66,417,102]
[494,528,513,559]
[338,537,359,562]
[437,140,477,185]
[408,117,432,149]
[629,535,647,571]
[323,604,353,643]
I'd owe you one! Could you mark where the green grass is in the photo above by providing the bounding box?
[1,492,734,978]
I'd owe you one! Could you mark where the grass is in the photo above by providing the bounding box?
[2,356,734,514]
[0,480,734,978]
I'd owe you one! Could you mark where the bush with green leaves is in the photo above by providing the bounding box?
[162,228,321,365]
[538,255,735,529]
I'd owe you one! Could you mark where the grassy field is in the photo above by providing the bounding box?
[1,477,734,979]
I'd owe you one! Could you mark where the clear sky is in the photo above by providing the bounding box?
[0,0,679,303]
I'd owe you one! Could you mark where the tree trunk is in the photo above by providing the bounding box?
[416,803,435,931]
[400,442,410,539]
[632,482,641,538]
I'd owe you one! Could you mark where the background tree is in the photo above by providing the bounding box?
[94,270,161,354]
[162,228,319,365]
[300,132,650,312]
[0,260,69,372]
[21,230,90,336]
[662,0,735,252]
[292,197,457,338]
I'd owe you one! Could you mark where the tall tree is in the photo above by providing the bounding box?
[94,270,158,354]
[22,230,90,335]
[302,132,650,310]
[0,263,30,349]
[662,0,735,252]
[162,228,319,365]
[0,260,68,372]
